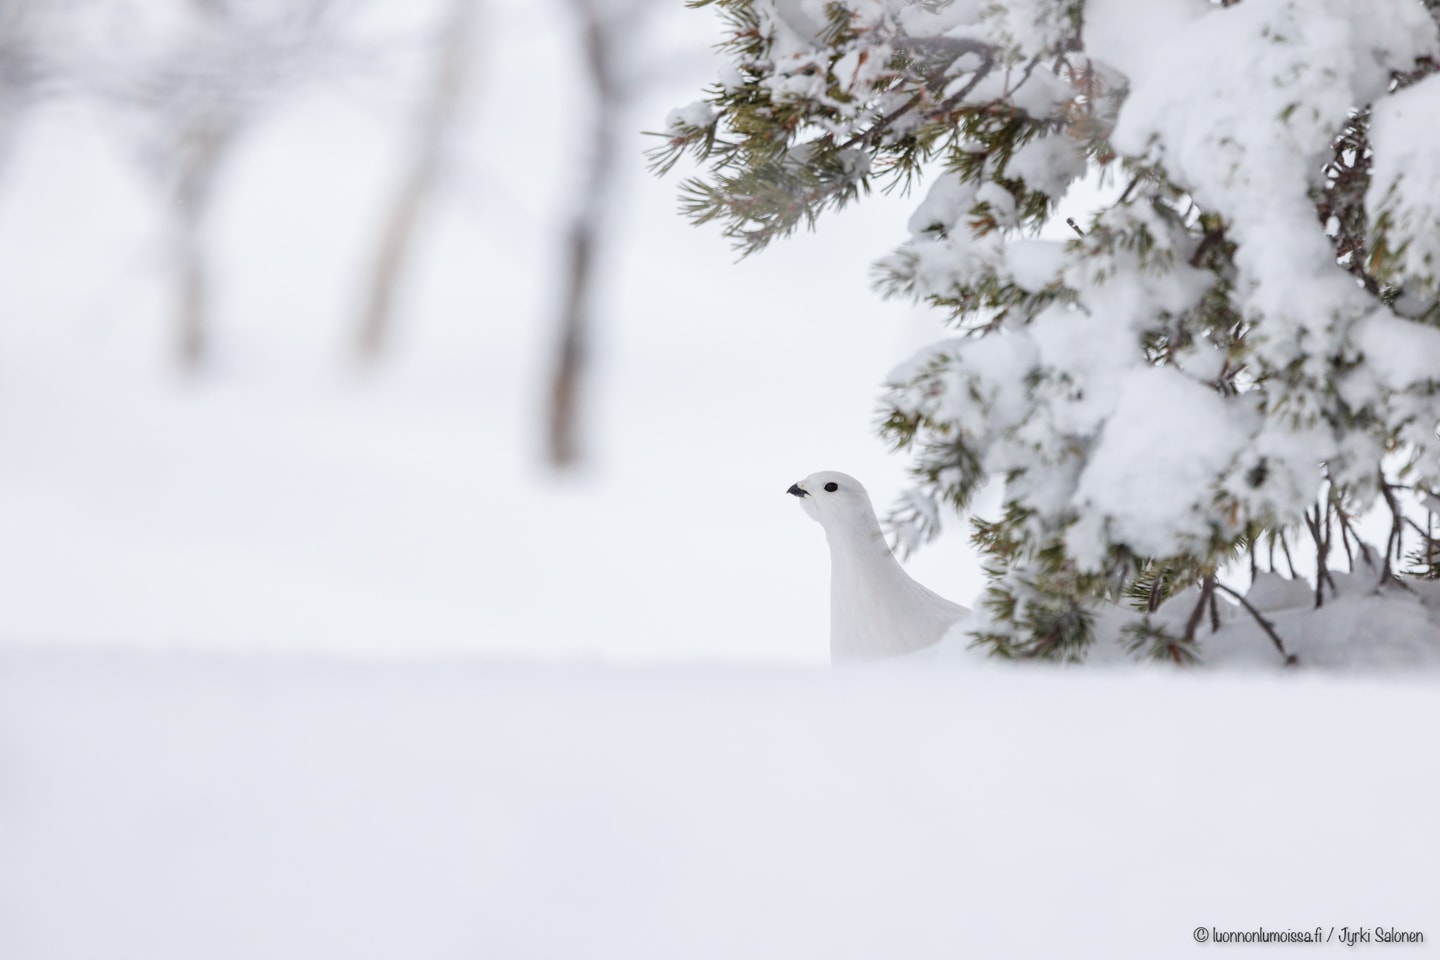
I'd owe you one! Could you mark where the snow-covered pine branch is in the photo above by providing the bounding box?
[659,0,1440,664]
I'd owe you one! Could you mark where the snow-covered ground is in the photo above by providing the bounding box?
[3,647,1436,959]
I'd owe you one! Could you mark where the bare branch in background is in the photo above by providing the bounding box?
[355,0,478,366]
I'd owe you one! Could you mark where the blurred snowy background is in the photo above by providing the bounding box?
[0,0,984,663]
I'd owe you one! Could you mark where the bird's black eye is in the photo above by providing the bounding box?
[824,482,839,492]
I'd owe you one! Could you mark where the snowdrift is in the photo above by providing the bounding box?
[2,647,1435,959]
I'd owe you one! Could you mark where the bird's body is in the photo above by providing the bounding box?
[788,471,970,662]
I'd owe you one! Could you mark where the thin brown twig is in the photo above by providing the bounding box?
[1117,174,1143,205]
[1279,529,1299,579]
[1212,580,1296,666]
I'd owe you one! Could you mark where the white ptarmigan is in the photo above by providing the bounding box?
[788,471,970,662]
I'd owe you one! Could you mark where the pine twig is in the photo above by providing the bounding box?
[839,90,924,151]
[841,39,998,153]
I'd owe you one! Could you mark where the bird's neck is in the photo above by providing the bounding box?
[823,511,908,579]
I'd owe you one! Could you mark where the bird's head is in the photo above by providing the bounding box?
[786,471,876,532]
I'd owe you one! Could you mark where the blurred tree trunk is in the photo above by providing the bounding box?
[546,0,629,470]
[173,114,232,372]
[168,0,244,374]
[355,0,477,365]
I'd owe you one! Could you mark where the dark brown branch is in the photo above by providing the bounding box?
[1336,506,1355,570]
[1181,575,1214,647]
[1403,515,1434,540]
[1279,529,1299,579]
[1117,174,1143,206]
[1379,479,1407,587]
[1304,505,1336,606]
[1213,580,1296,666]
[1332,503,1372,572]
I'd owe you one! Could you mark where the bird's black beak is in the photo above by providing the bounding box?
[787,483,809,498]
